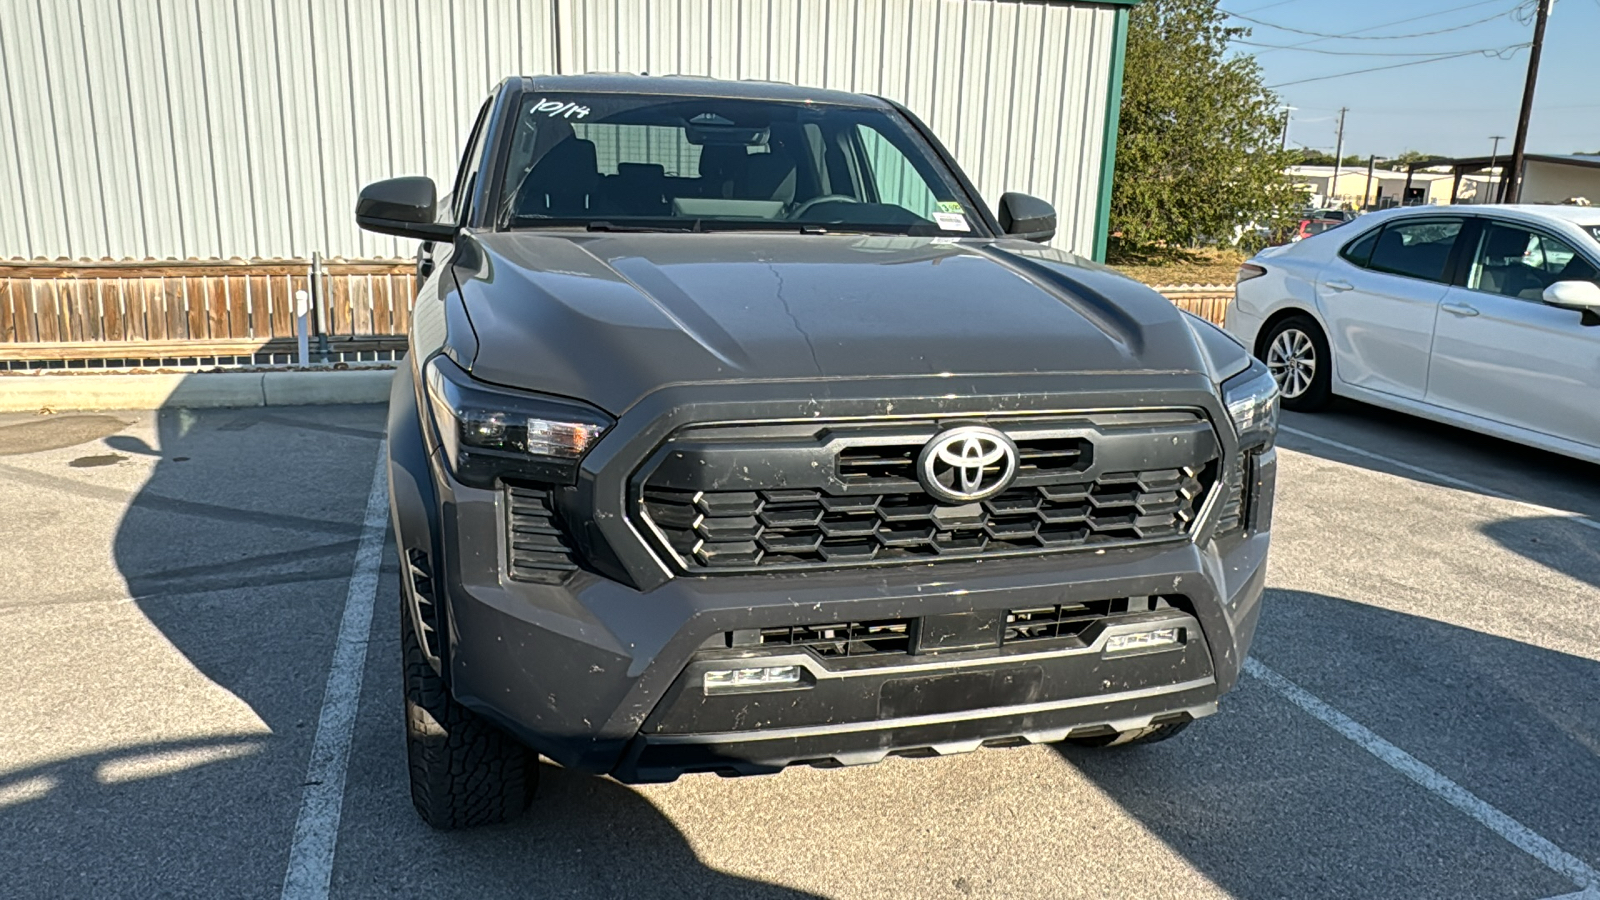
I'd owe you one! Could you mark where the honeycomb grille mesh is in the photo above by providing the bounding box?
[642,466,1211,571]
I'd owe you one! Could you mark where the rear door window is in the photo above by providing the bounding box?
[1365,219,1463,283]
[1339,228,1379,266]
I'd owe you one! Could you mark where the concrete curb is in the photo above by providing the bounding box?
[0,369,394,412]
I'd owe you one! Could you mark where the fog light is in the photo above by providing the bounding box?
[1105,628,1181,654]
[703,665,803,693]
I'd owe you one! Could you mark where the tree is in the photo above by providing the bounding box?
[1110,0,1303,256]
[1392,149,1449,167]
[1295,150,1367,167]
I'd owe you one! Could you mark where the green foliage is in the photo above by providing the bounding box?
[1296,150,1367,167]
[1110,0,1304,257]
[1392,149,1449,167]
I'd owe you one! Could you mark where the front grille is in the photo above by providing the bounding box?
[838,435,1089,483]
[635,415,1221,574]
[643,467,1210,570]
[505,483,580,583]
[1215,451,1252,534]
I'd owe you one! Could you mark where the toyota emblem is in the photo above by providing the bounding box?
[917,426,1019,504]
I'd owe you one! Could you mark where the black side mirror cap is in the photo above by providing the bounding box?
[356,177,457,241]
[997,192,1057,243]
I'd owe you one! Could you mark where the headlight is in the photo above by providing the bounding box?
[1222,360,1279,449]
[423,354,612,487]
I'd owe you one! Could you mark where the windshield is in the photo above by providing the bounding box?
[495,92,982,236]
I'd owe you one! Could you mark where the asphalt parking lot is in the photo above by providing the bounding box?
[3,394,1597,899]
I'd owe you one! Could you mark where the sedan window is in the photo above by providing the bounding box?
[1366,220,1463,283]
[1467,223,1598,301]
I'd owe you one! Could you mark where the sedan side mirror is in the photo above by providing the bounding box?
[997,192,1057,243]
[356,177,457,241]
[1542,280,1600,326]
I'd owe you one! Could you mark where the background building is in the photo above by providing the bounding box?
[0,0,1137,263]
[1287,164,1500,210]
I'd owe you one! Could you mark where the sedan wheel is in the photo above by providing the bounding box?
[1259,315,1332,411]
[1267,328,1317,399]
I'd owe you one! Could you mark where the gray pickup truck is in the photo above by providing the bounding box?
[357,74,1278,829]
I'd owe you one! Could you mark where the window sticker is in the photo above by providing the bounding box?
[530,98,590,119]
[936,201,964,214]
[933,211,970,232]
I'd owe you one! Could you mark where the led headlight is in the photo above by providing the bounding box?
[1222,360,1280,450]
[424,354,612,487]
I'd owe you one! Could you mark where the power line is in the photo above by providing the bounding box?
[1247,0,1516,57]
[1234,39,1525,56]
[1266,45,1530,88]
[1224,4,1520,40]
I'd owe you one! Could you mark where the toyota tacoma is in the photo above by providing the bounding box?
[357,74,1278,829]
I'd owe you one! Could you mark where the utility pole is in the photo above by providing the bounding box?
[1505,0,1551,203]
[1279,106,1296,152]
[1364,154,1377,211]
[1331,107,1348,209]
[1487,135,1505,203]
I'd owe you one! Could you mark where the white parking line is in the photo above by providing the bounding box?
[1244,658,1598,891]
[1280,425,1600,534]
[280,442,389,900]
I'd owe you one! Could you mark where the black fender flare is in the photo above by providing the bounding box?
[387,360,447,676]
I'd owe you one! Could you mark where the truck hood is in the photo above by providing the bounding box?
[455,232,1210,414]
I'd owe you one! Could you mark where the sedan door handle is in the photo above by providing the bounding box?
[1441,302,1480,317]
[1324,279,1354,292]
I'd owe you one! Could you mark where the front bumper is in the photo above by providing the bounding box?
[413,465,1271,782]
[388,367,1275,781]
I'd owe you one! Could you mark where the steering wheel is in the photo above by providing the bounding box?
[789,194,860,219]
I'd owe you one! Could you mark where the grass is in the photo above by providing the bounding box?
[1107,246,1248,288]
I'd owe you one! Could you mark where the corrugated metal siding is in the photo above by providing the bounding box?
[0,0,1111,261]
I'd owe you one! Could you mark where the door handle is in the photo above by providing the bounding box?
[1441,302,1480,317]
[1324,279,1354,292]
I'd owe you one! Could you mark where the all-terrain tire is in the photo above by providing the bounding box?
[402,593,539,829]
[1259,314,1333,412]
[1064,719,1191,749]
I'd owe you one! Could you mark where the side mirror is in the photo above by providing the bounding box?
[356,177,457,241]
[1542,280,1600,326]
[997,192,1057,243]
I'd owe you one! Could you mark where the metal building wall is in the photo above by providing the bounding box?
[0,0,1114,261]
[0,0,556,262]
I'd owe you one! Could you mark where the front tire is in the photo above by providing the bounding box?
[402,592,539,829]
[1261,315,1332,411]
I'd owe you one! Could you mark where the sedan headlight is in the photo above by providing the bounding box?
[1222,360,1279,450]
[424,354,612,487]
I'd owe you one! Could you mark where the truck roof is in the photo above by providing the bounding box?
[514,73,892,108]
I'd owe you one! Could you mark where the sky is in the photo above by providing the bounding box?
[1222,0,1600,161]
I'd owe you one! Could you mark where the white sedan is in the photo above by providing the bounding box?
[1226,204,1600,465]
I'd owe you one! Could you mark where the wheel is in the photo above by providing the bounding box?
[1261,315,1332,411]
[1064,719,1191,748]
[402,591,539,829]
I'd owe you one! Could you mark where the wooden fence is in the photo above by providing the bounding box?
[0,258,414,361]
[1155,286,1233,327]
[0,258,1231,364]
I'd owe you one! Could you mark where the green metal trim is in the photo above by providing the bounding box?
[1092,6,1130,262]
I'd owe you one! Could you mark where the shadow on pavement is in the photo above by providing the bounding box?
[361,762,824,899]
[1059,588,1600,900]
[1280,399,1600,519]
[0,400,817,898]
[1482,515,1600,592]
